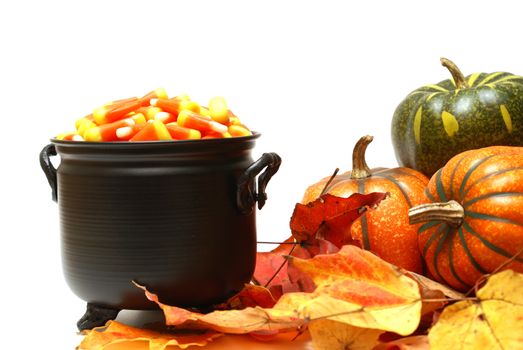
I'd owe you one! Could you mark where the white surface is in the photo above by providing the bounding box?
[1,0,522,348]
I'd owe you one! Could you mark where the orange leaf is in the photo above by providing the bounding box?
[215,284,278,309]
[77,320,221,350]
[134,282,303,334]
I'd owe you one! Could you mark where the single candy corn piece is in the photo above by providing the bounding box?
[92,97,140,124]
[227,111,242,125]
[208,96,229,124]
[199,106,211,117]
[94,99,142,124]
[56,132,84,141]
[151,98,200,115]
[203,131,232,139]
[140,88,168,105]
[165,123,201,140]
[177,110,228,134]
[228,124,252,137]
[77,118,98,137]
[154,111,176,124]
[129,120,172,141]
[136,106,163,120]
[116,123,146,141]
[75,114,95,130]
[150,98,182,116]
[180,100,201,113]
[84,118,135,142]
[131,112,146,124]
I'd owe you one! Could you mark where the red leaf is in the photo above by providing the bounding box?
[290,192,388,248]
[253,237,314,297]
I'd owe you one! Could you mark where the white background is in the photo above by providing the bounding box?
[1,0,522,348]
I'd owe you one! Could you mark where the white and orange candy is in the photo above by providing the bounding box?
[57,88,252,142]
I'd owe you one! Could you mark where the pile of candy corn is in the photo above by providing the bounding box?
[56,88,252,142]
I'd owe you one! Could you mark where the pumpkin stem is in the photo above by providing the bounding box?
[351,135,373,179]
[440,57,469,89]
[408,200,464,228]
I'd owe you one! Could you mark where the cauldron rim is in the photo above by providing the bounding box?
[50,131,260,149]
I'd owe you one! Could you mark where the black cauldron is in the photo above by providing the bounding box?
[39,133,280,330]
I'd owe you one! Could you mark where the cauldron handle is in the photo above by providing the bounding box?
[237,152,281,214]
[39,144,58,202]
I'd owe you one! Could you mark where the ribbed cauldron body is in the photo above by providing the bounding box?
[41,134,279,310]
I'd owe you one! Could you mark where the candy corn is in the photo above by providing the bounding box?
[208,96,229,124]
[85,118,136,142]
[56,132,84,141]
[93,98,142,124]
[228,124,252,137]
[57,88,253,142]
[165,123,201,140]
[130,120,172,141]
[177,110,228,134]
[154,111,176,124]
[150,98,200,116]
[140,88,168,105]
[116,123,146,141]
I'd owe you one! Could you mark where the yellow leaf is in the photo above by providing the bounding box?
[373,335,429,350]
[308,319,382,350]
[429,270,523,349]
[291,245,422,335]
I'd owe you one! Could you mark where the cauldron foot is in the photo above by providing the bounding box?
[77,303,120,331]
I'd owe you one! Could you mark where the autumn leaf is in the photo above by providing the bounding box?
[77,320,221,350]
[405,271,465,301]
[309,319,382,350]
[401,270,465,326]
[290,245,422,335]
[253,192,386,298]
[428,270,523,349]
[290,192,388,248]
[253,237,315,297]
[214,284,278,309]
[373,335,429,350]
[134,282,303,334]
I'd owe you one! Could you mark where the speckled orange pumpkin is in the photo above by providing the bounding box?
[409,145,523,290]
[302,136,429,273]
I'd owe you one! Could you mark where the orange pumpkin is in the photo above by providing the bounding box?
[302,136,429,273]
[409,145,523,290]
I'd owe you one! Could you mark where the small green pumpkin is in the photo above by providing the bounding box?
[392,58,523,177]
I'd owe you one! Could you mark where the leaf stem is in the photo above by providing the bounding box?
[257,241,299,245]
[264,242,298,288]
[319,168,339,197]
[466,246,523,296]
[421,297,478,303]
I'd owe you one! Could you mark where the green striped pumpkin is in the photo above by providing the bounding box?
[409,145,523,291]
[392,58,523,177]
